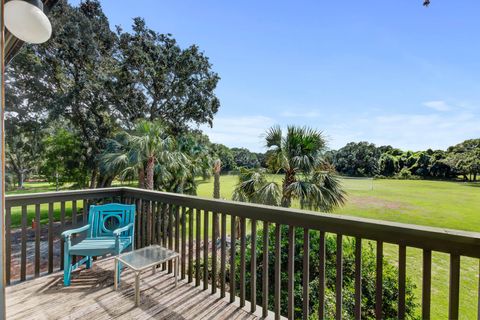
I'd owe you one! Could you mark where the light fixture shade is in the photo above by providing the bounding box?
[5,0,52,44]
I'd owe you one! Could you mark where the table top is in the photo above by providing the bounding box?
[116,245,179,271]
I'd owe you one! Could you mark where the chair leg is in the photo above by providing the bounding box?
[64,253,72,286]
[86,256,93,269]
[117,261,122,285]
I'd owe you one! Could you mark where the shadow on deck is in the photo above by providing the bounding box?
[6,257,262,320]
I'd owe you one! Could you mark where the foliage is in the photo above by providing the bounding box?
[4,119,44,189]
[332,142,380,177]
[378,153,399,177]
[231,148,260,169]
[101,121,214,194]
[5,0,220,188]
[234,126,346,212]
[116,18,220,133]
[233,226,417,319]
[101,120,179,190]
[211,143,236,173]
[42,127,88,188]
[330,140,477,180]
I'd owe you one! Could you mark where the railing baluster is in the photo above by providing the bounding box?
[355,237,362,320]
[274,223,281,320]
[203,209,209,290]
[376,241,383,320]
[60,202,66,270]
[398,244,406,319]
[336,234,343,320]
[146,201,152,246]
[287,226,295,320]
[250,219,257,313]
[220,213,227,297]
[181,206,187,279]
[135,199,141,249]
[72,200,78,264]
[262,221,269,318]
[151,201,157,244]
[48,202,54,273]
[212,211,218,294]
[142,200,148,248]
[195,208,201,287]
[20,205,27,281]
[422,249,432,319]
[82,199,87,223]
[188,207,194,283]
[449,254,460,320]
[240,217,246,307]
[230,215,237,303]
[34,204,41,277]
[162,203,167,250]
[72,200,77,226]
[319,231,326,320]
[175,205,180,253]
[303,228,310,320]
[168,204,173,273]
[156,202,161,245]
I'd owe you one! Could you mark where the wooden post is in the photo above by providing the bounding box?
[0,1,6,317]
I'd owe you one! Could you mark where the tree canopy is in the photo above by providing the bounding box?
[5,0,220,189]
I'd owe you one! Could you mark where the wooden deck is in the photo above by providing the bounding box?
[6,257,263,319]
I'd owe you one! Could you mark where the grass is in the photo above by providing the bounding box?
[8,177,480,318]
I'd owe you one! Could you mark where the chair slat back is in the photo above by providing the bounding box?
[87,203,135,238]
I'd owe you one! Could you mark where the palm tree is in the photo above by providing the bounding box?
[100,120,178,190]
[156,133,213,195]
[233,125,346,212]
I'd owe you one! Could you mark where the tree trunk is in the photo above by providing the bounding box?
[138,167,145,189]
[55,171,59,191]
[281,170,295,207]
[145,157,155,190]
[17,172,24,189]
[213,172,220,199]
[213,159,222,242]
[89,167,98,189]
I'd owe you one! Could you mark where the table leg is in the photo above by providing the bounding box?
[135,271,140,306]
[114,258,118,291]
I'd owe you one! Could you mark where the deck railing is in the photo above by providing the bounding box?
[5,187,480,319]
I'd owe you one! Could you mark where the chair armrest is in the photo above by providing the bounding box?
[113,223,134,236]
[61,224,90,238]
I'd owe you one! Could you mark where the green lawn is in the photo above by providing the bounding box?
[8,177,480,318]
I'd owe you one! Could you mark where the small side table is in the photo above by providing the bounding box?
[114,245,180,306]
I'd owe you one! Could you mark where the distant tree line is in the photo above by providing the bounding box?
[325,139,480,181]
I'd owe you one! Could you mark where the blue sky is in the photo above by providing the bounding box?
[70,0,480,152]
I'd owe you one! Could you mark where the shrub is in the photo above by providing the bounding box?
[396,168,413,180]
[233,226,417,319]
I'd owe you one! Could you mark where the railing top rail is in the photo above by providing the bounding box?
[5,187,123,206]
[122,187,480,258]
[5,186,480,258]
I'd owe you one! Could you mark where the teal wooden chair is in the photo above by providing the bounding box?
[61,203,135,286]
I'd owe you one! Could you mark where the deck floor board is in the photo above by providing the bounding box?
[6,257,261,320]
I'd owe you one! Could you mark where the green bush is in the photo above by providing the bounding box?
[232,226,418,319]
[396,168,414,180]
